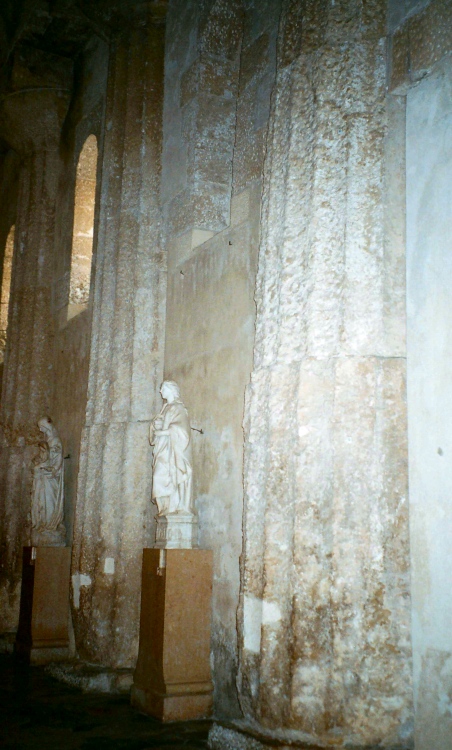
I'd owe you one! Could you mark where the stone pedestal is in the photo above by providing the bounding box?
[154,512,198,549]
[15,546,71,664]
[131,548,213,721]
[31,527,66,547]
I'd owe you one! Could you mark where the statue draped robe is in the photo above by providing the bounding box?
[151,399,193,515]
[31,434,64,531]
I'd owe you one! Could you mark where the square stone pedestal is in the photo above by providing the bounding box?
[131,548,213,721]
[15,546,71,664]
[154,512,199,549]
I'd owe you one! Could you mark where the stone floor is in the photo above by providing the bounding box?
[0,654,210,749]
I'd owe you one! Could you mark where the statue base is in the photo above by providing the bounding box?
[15,546,72,664]
[131,548,213,721]
[154,512,198,549]
[31,525,66,547]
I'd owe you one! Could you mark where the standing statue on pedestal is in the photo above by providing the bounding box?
[31,416,66,546]
[150,381,198,548]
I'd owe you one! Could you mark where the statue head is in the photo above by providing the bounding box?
[160,380,181,403]
[37,416,54,436]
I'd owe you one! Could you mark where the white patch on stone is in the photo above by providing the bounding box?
[104,557,115,574]
[243,595,262,654]
[262,600,281,625]
[72,573,92,609]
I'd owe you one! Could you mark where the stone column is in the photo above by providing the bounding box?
[71,6,166,668]
[0,87,70,632]
[233,0,412,747]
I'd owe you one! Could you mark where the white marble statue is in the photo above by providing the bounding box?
[31,416,65,546]
[150,381,197,548]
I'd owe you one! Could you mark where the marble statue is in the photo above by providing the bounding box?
[31,416,66,546]
[150,381,198,548]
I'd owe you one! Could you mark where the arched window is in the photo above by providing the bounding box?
[0,224,15,362]
[68,135,98,315]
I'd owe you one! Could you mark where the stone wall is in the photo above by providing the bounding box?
[162,0,281,718]
[406,57,452,750]
[0,44,71,628]
[225,0,413,746]
[386,1,452,747]
[52,37,108,553]
[0,2,451,747]
[0,32,106,635]
[70,10,167,669]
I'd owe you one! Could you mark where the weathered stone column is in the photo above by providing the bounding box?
[0,87,70,632]
[71,5,166,668]
[227,1,412,747]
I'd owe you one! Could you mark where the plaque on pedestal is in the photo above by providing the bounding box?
[15,546,71,664]
[131,548,213,721]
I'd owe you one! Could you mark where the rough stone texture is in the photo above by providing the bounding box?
[237,1,412,746]
[0,98,66,633]
[162,0,279,719]
[163,0,244,243]
[0,3,450,746]
[52,35,108,565]
[389,0,452,92]
[0,24,105,642]
[406,56,452,750]
[70,16,166,669]
[387,0,432,34]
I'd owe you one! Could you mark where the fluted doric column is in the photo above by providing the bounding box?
[0,87,70,631]
[71,5,166,668]
[233,0,412,747]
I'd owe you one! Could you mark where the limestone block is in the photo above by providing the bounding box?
[237,0,413,744]
[389,0,452,92]
[0,147,62,632]
[342,114,385,355]
[199,56,239,98]
[161,136,188,202]
[199,0,244,61]
[390,24,411,92]
[406,62,452,747]
[165,206,260,718]
[166,183,231,237]
[239,33,271,93]
[230,188,250,227]
[415,649,452,750]
[180,59,199,107]
[409,0,452,79]
[241,0,281,46]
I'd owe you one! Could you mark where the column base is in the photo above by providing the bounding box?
[208,722,413,750]
[131,683,213,722]
[31,526,66,547]
[47,661,134,693]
